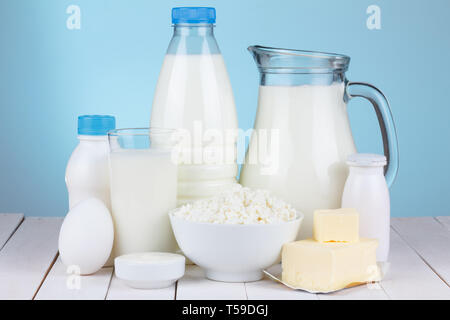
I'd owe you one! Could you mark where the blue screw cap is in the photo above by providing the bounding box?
[172,7,216,24]
[78,115,116,136]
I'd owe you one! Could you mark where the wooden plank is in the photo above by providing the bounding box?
[391,217,450,286]
[0,213,24,250]
[176,265,247,300]
[35,258,113,300]
[378,228,450,299]
[436,216,450,231]
[245,264,317,300]
[0,217,62,300]
[106,274,175,300]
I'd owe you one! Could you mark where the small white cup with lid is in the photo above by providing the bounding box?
[115,252,185,289]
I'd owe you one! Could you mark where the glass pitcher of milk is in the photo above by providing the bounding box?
[240,46,399,239]
[151,7,238,205]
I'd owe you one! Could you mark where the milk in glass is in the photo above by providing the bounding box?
[109,150,178,257]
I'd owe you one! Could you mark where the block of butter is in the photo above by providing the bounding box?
[313,208,359,243]
[281,238,380,293]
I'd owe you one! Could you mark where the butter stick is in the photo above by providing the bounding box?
[313,208,359,243]
[281,238,380,292]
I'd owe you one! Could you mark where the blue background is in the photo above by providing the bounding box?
[1,0,449,217]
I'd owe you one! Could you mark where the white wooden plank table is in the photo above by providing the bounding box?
[392,217,450,285]
[35,258,113,300]
[177,265,247,300]
[106,274,175,300]
[0,217,62,300]
[0,215,449,300]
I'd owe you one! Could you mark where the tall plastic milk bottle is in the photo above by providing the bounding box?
[151,7,238,204]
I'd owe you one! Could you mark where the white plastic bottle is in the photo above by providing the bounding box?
[341,153,390,262]
[65,115,116,211]
[151,7,239,205]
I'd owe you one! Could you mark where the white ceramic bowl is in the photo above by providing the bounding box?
[169,213,303,282]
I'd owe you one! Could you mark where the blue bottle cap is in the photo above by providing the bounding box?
[78,115,116,136]
[172,7,216,24]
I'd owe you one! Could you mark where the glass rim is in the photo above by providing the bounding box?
[249,45,350,61]
[248,45,351,72]
[108,127,177,137]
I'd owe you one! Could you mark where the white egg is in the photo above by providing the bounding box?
[58,198,114,275]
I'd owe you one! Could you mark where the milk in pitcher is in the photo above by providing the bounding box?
[240,83,357,238]
[241,45,398,240]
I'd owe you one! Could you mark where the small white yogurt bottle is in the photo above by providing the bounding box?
[65,115,116,211]
[341,153,390,262]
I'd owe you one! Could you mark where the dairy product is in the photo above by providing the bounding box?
[282,238,380,292]
[65,115,116,210]
[65,115,116,267]
[342,154,390,262]
[109,150,178,258]
[114,252,185,289]
[313,208,359,243]
[171,184,297,224]
[151,8,238,203]
[66,136,111,209]
[152,54,237,139]
[281,209,380,292]
[151,51,238,204]
[240,83,357,238]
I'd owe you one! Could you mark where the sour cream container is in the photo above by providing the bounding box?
[115,252,185,289]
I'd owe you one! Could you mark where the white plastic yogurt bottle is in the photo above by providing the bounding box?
[341,153,390,262]
[151,7,239,205]
[65,115,116,211]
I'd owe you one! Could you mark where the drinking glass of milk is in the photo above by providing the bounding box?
[108,128,179,258]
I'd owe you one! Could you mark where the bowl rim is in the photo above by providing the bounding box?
[169,211,304,227]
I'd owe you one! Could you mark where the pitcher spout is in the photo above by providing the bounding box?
[247,45,263,64]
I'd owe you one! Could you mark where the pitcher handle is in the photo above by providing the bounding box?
[346,82,399,188]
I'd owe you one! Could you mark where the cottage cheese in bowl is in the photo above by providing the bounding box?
[169,184,303,282]
[171,184,297,224]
